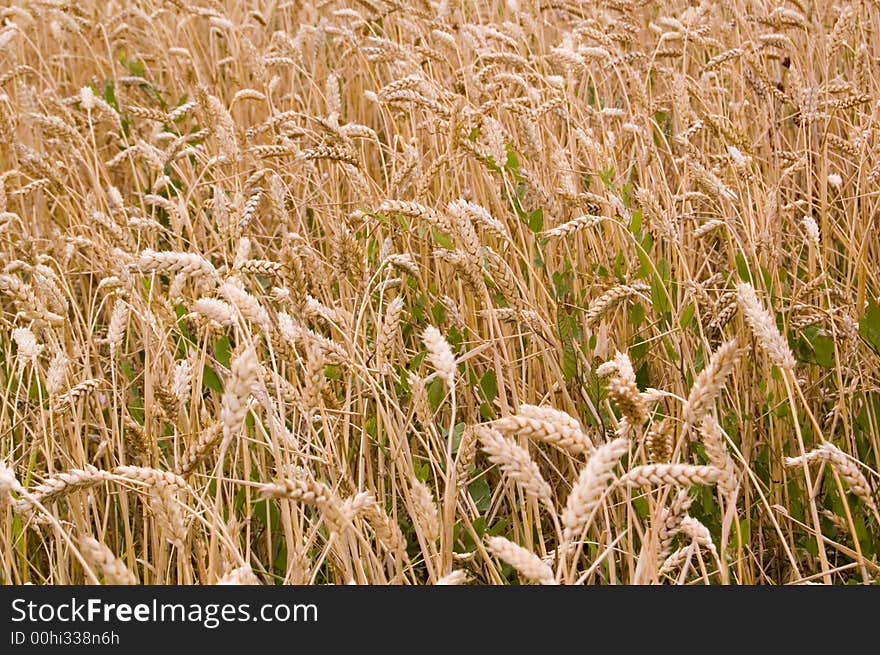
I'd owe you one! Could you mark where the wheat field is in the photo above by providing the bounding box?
[0,0,878,586]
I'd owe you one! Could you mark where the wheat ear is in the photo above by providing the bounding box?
[485,536,557,585]
[736,282,796,370]
[699,416,738,498]
[618,464,722,488]
[786,443,877,513]
[562,438,628,542]
[493,414,594,456]
[682,339,739,430]
[79,536,137,584]
[476,426,553,504]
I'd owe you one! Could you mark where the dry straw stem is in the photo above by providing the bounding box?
[618,464,723,488]
[4,0,880,587]
[562,438,628,542]
[485,536,557,585]
[786,443,877,513]
[476,426,553,504]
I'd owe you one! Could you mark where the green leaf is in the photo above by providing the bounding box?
[663,336,681,362]
[365,416,379,441]
[562,341,578,383]
[635,233,654,279]
[735,518,751,549]
[487,519,509,536]
[432,228,455,250]
[635,361,650,390]
[427,376,446,411]
[628,208,643,235]
[735,253,752,283]
[630,336,649,360]
[214,335,232,369]
[479,370,498,403]
[629,302,645,327]
[679,302,695,329]
[631,494,650,520]
[505,144,520,176]
[468,477,491,513]
[125,57,146,78]
[202,365,223,393]
[598,166,616,192]
[414,461,430,483]
[409,350,426,371]
[450,422,466,454]
[859,298,880,355]
[650,259,672,316]
[527,208,543,233]
[103,82,119,111]
[613,251,627,280]
[793,327,835,368]
[431,301,447,326]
